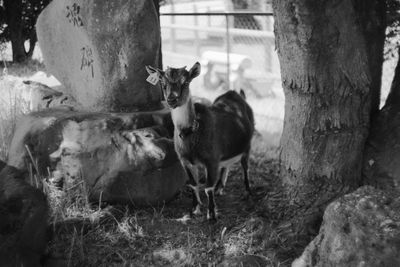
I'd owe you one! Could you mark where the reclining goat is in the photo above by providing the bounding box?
[146,62,255,221]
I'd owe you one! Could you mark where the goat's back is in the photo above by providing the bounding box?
[210,90,255,159]
[213,90,254,126]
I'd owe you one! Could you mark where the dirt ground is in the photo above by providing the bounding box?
[47,138,295,267]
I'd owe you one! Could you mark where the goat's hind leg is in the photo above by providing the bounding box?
[241,151,251,196]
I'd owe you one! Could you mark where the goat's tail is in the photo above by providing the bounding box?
[239,89,246,100]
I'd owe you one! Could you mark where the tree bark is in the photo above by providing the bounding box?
[153,0,163,69]
[4,0,26,62]
[357,1,386,117]
[26,30,37,59]
[10,34,28,63]
[362,47,400,193]
[4,0,33,62]
[273,0,385,228]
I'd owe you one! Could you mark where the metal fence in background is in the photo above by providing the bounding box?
[160,11,281,97]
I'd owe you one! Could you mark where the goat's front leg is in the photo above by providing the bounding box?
[182,162,202,216]
[204,160,218,221]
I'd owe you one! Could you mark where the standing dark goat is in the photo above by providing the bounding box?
[146,62,254,221]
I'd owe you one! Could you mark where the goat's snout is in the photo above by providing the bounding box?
[167,93,179,107]
[168,91,179,100]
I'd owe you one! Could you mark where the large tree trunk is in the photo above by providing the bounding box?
[10,34,28,63]
[4,0,29,62]
[363,47,400,193]
[273,0,385,230]
[153,0,163,69]
[26,30,37,59]
[361,1,386,117]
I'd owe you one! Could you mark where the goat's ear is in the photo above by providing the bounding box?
[188,62,201,79]
[146,65,164,77]
[145,65,157,75]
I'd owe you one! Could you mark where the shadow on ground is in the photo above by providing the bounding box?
[47,137,296,266]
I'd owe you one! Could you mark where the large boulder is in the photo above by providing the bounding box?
[7,109,186,206]
[292,186,400,267]
[36,0,162,112]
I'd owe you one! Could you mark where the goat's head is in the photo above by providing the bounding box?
[146,62,201,109]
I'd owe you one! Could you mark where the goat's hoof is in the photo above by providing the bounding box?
[207,210,218,222]
[192,210,202,216]
[191,206,202,216]
[176,214,191,224]
[241,191,251,200]
[216,188,225,196]
[208,217,217,224]
[207,213,217,223]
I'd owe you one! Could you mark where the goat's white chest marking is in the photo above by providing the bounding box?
[171,100,192,128]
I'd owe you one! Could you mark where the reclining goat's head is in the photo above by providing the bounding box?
[146,62,201,109]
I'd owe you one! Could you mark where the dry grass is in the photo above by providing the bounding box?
[0,103,20,161]
[1,59,46,77]
[0,60,46,160]
[9,119,302,267]
[0,81,29,161]
[41,135,301,267]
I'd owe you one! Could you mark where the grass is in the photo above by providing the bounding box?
[0,59,47,161]
[0,59,46,77]
[0,58,51,161]
[45,137,291,267]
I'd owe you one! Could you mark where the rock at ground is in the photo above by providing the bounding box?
[7,108,185,206]
[0,165,49,266]
[292,186,400,267]
[36,0,162,112]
